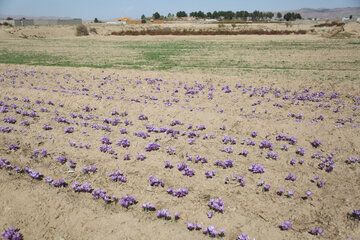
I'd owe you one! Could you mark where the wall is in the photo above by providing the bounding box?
[0,19,82,26]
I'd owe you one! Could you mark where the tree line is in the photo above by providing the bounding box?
[143,10,302,21]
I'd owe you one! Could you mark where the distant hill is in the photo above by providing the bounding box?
[280,7,360,19]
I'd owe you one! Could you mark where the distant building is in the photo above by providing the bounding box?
[0,18,82,26]
[179,17,196,21]
[342,15,360,23]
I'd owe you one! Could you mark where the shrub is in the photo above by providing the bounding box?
[218,24,225,28]
[76,24,89,36]
[90,27,98,34]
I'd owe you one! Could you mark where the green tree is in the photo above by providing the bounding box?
[266,12,274,19]
[206,12,212,18]
[284,12,292,21]
[277,12,282,19]
[94,18,99,23]
[141,14,146,20]
[176,11,187,18]
[284,12,301,21]
[212,11,219,19]
[153,12,160,20]
[198,11,206,18]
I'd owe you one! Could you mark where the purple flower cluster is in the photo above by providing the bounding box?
[51,179,66,187]
[0,159,11,170]
[238,149,248,157]
[138,114,148,120]
[214,159,233,169]
[187,222,202,231]
[134,131,150,139]
[0,126,12,133]
[281,221,292,230]
[72,182,93,192]
[167,187,188,197]
[156,209,171,220]
[208,197,225,213]
[318,153,336,172]
[8,143,19,151]
[117,138,130,148]
[55,156,67,164]
[82,165,97,174]
[102,118,121,126]
[165,146,176,155]
[177,162,188,170]
[237,233,251,240]
[92,189,112,203]
[205,170,216,178]
[350,209,360,220]
[109,171,127,183]
[119,196,137,208]
[142,203,155,211]
[101,136,112,144]
[145,142,160,151]
[135,153,145,160]
[69,142,90,149]
[1,227,22,240]
[64,127,74,133]
[285,174,296,181]
[310,228,324,235]
[267,152,278,160]
[296,147,306,156]
[182,167,195,177]
[120,128,127,134]
[43,124,52,130]
[202,226,226,237]
[82,105,96,112]
[311,139,322,148]
[222,136,237,144]
[244,139,256,146]
[276,134,297,145]
[99,145,115,154]
[24,167,42,180]
[248,164,265,173]
[346,157,359,164]
[186,153,208,163]
[221,146,234,153]
[264,184,271,191]
[164,161,173,168]
[3,117,16,124]
[149,175,164,187]
[170,119,183,126]
[259,140,274,150]
[289,113,303,119]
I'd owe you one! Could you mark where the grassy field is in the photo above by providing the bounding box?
[0,36,359,73]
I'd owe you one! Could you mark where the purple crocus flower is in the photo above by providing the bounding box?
[237,233,250,240]
[281,221,292,230]
[156,209,171,220]
[248,164,265,173]
[208,197,225,213]
[109,170,127,183]
[1,226,23,240]
[187,222,195,231]
[51,179,66,187]
[310,228,324,235]
[142,203,156,211]
[312,139,322,148]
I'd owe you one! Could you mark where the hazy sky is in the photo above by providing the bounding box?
[0,0,359,20]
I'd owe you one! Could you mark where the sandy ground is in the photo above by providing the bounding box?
[0,62,359,239]
[0,21,359,240]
